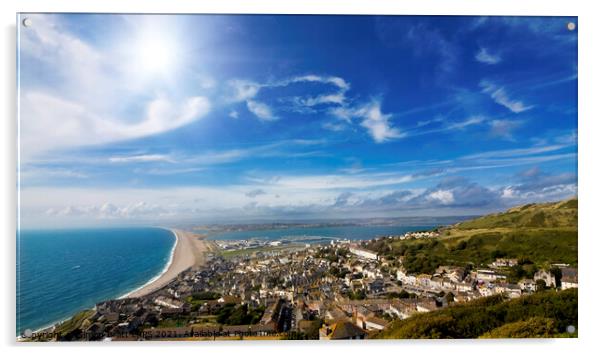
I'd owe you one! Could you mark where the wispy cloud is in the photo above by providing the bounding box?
[245,189,267,198]
[108,154,174,164]
[480,80,534,113]
[228,110,239,119]
[331,100,404,143]
[475,47,501,64]
[488,119,522,140]
[21,93,211,159]
[246,100,277,121]
[228,74,350,121]
[247,171,418,190]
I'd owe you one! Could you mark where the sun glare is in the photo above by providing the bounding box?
[137,37,174,74]
[129,29,179,78]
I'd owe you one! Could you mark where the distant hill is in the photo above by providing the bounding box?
[371,288,577,339]
[364,198,578,274]
[455,198,577,230]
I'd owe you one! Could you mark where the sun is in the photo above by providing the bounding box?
[136,36,176,75]
[125,24,181,79]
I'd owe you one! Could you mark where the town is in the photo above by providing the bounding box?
[36,230,578,341]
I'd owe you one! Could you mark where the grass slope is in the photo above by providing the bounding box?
[367,198,578,274]
[372,288,577,339]
[454,198,577,230]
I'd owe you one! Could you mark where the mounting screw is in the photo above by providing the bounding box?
[567,22,576,31]
[567,325,576,333]
[22,17,32,27]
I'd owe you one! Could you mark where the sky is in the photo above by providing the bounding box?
[17,14,578,228]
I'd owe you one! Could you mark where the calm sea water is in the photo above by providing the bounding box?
[208,224,447,242]
[16,227,175,336]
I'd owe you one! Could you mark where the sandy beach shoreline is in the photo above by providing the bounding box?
[124,229,211,298]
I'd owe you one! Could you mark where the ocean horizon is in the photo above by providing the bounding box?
[16,227,176,335]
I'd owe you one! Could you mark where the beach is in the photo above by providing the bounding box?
[124,229,212,298]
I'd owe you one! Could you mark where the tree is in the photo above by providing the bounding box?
[535,279,547,291]
[550,267,563,288]
[445,292,455,304]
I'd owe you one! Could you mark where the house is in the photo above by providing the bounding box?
[218,295,242,305]
[560,267,578,290]
[416,299,438,313]
[363,316,389,331]
[367,279,385,294]
[325,307,349,322]
[518,278,537,292]
[154,296,183,309]
[476,269,506,282]
[320,321,367,340]
[388,302,417,319]
[490,258,518,268]
[349,246,379,260]
[456,282,473,292]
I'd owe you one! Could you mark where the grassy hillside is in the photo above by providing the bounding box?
[366,198,578,274]
[372,288,577,339]
[454,198,577,230]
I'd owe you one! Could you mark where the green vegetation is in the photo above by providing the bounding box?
[215,303,265,325]
[55,309,95,340]
[369,229,576,275]
[454,198,577,230]
[185,292,221,312]
[282,319,322,340]
[157,318,189,328]
[372,288,577,339]
[220,244,304,259]
[367,198,577,274]
[316,247,348,263]
[346,290,367,300]
[480,317,559,338]
[190,291,221,300]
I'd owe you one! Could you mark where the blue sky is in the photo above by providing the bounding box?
[18,14,577,227]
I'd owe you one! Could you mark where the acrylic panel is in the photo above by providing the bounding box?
[16,14,578,341]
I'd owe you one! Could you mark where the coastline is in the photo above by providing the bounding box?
[18,227,207,339]
[123,228,209,298]
[118,229,179,299]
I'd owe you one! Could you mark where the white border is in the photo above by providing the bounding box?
[2,1,600,355]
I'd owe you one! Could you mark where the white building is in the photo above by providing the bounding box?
[349,246,379,260]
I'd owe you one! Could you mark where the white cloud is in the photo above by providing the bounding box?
[296,92,346,107]
[446,116,485,130]
[286,75,350,91]
[427,189,455,205]
[108,154,174,164]
[357,101,404,143]
[480,80,534,113]
[322,121,348,132]
[229,74,350,122]
[229,110,239,119]
[328,100,404,143]
[489,119,522,140]
[460,144,568,160]
[246,100,277,121]
[228,79,261,102]
[475,47,502,64]
[248,171,415,190]
[20,92,211,158]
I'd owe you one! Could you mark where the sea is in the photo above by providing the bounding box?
[16,227,176,336]
[207,218,467,242]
